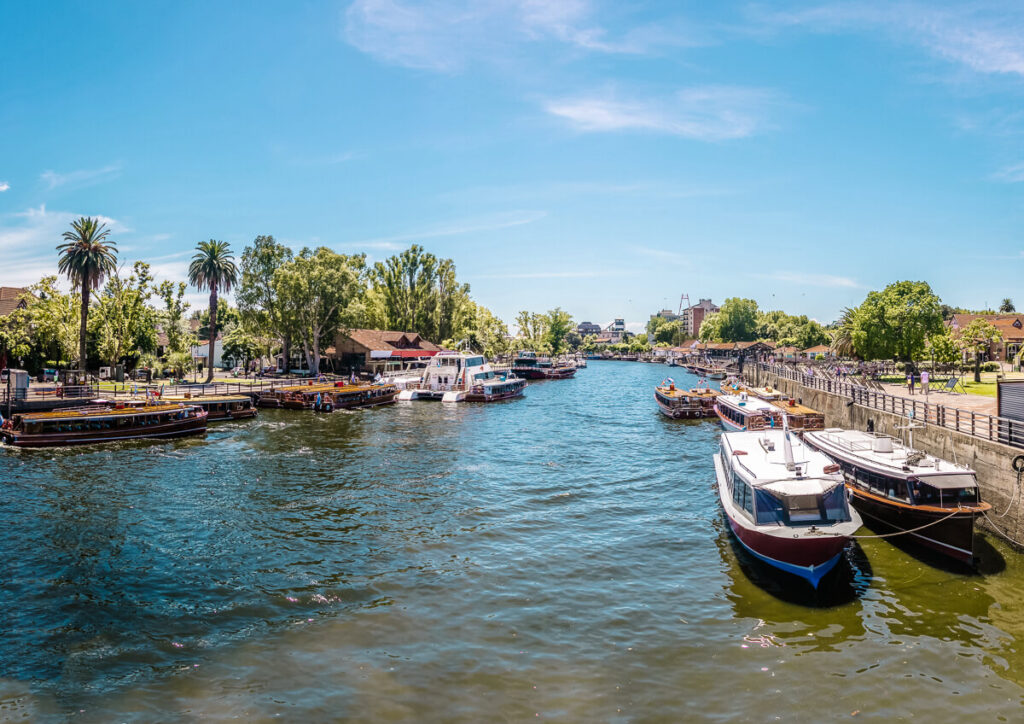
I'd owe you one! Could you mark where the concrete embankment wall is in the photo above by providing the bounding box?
[746,366,1024,545]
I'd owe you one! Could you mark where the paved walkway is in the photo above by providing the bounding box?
[878,382,997,415]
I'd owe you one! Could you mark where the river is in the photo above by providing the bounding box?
[3,360,1024,722]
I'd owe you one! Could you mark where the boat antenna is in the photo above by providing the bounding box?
[782,414,796,472]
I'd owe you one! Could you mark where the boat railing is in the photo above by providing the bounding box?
[756,361,1024,449]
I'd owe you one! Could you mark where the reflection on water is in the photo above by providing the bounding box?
[2,361,1024,721]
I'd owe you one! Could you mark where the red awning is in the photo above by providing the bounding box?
[377,349,439,359]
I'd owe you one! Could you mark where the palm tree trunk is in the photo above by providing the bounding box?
[80,285,90,376]
[207,285,217,383]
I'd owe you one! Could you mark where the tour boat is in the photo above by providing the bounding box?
[161,394,257,421]
[511,351,576,380]
[714,424,863,588]
[766,397,825,433]
[398,352,526,402]
[0,402,208,447]
[714,393,784,431]
[654,378,719,419]
[258,382,398,410]
[804,428,990,564]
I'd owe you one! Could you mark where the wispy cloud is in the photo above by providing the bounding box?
[0,181,9,192]
[347,210,546,247]
[343,0,697,72]
[41,163,122,190]
[753,271,860,289]
[545,86,784,140]
[752,2,1024,77]
[993,162,1024,183]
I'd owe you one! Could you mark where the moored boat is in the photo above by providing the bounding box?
[804,428,990,564]
[767,398,824,432]
[161,394,258,421]
[714,393,783,431]
[398,352,526,402]
[511,351,576,380]
[258,382,397,410]
[654,378,719,419]
[713,425,863,588]
[0,402,207,447]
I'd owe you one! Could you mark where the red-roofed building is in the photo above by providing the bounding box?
[949,314,1024,363]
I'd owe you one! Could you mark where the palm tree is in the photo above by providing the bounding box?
[57,217,118,375]
[1000,298,1016,313]
[188,240,237,382]
[829,306,856,358]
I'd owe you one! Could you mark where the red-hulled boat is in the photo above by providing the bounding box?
[713,424,862,588]
[653,378,719,419]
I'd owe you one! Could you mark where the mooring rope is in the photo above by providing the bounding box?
[805,508,962,539]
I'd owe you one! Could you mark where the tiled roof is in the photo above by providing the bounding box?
[802,344,831,354]
[0,287,30,317]
[949,314,1024,340]
[333,328,440,353]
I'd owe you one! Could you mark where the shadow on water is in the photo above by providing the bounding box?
[719,521,872,609]
[855,519,1007,576]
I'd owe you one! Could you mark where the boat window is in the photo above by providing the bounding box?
[754,490,785,525]
[821,485,850,522]
[786,495,823,522]
[742,483,754,516]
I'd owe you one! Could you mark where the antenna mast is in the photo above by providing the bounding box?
[678,293,691,316]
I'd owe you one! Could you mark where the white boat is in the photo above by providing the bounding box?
[714,423,862,588]
[396,352,526,403]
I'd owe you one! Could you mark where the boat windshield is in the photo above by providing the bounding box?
[911,476,979,507]
[754,484,850,525]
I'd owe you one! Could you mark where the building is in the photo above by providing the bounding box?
[682,299,719,338]
[605,318,627,342]
[647,309,680,342]
[0,287,30,319]
[577,321,602,337]
[949,314,1024,363]
[801,344,833,359]
[327,329,441,372]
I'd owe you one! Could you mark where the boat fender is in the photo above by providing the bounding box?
[1014,455,1024,473]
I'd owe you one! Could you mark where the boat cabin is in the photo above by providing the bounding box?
[715,393,783,431]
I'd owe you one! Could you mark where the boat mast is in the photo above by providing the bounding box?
[782,414,796,472]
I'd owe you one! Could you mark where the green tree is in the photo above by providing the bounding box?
[1000,298,1016,313]
[273,247,365,374]
[91,262,157,368]
[545,307,574,355]
[158,281,194,359]
[710,298,759,342]
[955,318,1003,382]
[366,245,471,344]
[0,291,32,363]
[188,239,238,382]
[237,235,296,371]
[221,324,263,372]
[829,307,856,358]
[698,312,724,342]
[926,332,959,368]
[850,281,943,367]
[56,217,118,373]
[514,310,551,353]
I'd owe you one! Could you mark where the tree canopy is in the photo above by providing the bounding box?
[849,281,944,364]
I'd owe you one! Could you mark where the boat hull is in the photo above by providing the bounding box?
[654,392,713,419]
[847,487,980,564]
[464,386,526,402]
[713,455,850,588]
[0,415,208,448]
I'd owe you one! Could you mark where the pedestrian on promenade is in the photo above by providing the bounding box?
[907,373,915,395]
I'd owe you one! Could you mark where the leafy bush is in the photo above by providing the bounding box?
[981,361,1000,372]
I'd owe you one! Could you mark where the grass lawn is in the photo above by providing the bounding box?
[878,373,1003,397]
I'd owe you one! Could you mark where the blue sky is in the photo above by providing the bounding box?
[1,1,1022,332]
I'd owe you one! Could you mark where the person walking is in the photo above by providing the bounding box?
[907,372,915,395]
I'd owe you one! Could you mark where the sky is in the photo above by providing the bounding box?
[1,1,1023,333]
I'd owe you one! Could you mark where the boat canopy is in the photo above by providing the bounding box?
[918,473,978,490]
[763,478,842,497]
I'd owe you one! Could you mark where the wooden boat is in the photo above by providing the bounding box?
[162,394,257,421]
[714,393,784,431]
[399,353,525,402]
[654,379,719,419]
[714,425,863,588]
[511,351,576,380]
[258,382,397,411]
[767,398,824,432]
[0,402,207,447]
[804,428,990,564]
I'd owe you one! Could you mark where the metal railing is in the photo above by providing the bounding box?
[756,362,1023,449]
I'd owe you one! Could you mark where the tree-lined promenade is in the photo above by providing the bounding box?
[0,216,1017,383]
[0,218,578,380]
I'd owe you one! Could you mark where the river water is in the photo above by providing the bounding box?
[3,360,1024,722]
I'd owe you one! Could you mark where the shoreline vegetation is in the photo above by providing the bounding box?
[0,217,1019,384]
